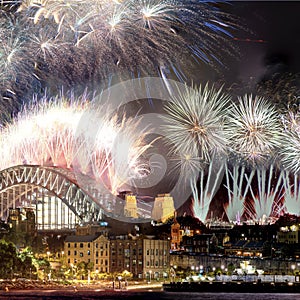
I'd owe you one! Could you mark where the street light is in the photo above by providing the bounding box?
[118,276,122,289]
[291,264,296,275]
[221,265,225,274]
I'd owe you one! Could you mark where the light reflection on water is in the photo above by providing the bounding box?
[2,291,300,300]
[160,293,300,300]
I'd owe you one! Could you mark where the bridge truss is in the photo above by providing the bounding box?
[0,165,103,230]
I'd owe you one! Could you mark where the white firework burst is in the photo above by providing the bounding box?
[227,94,282,166]
[162,83,231,163]
[280,110,300,174]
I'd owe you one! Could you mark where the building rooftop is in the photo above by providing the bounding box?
[65,234,102,243]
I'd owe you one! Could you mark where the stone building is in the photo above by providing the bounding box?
[110,236,144,277]
[64,234,110,273]
[7,207,36,235]
[277,224,300,244]
[143,237,170,280]
[64,227,170,278]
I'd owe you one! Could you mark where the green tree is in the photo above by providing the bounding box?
[0,240,36,279]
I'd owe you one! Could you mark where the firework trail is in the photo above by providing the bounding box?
[191,160,225,223]
[162,83,230,223]
[224,163,254,224]
[0,0,238,114]
[245,165,284,225]
[282,172,300,216]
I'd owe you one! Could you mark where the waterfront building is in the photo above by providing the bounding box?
[170,217,197,251]
[181,234,213,253]
[64,234,110,273]
[143,238,170,280]
[224,239,265,257]
[109,236,144,277]
[64,226,170,278]
[277,224,300,244]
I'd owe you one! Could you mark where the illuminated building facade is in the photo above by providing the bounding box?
[151,193,175,223]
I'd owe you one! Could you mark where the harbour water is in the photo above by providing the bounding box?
[2,290,300,300]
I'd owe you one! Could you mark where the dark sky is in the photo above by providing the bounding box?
[225,1,300,84]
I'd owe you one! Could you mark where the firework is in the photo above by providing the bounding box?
[224,163,254,224]
[0,21,37,118]
[245,165,284,224]
[280,110,300,174]
[192,159,225,223]
[162,83,231,163]
[256,72,300,114]
[0,92,150,197]
[283,172,300,216]
[162,83,230,223]
[0,0,238,108]
[227,94,282,166]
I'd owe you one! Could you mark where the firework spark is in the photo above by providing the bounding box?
[0,0,238,110]
[283,172,300,216]
[162,83,231,163]
[0,92,150,197]
[245,165,284,224]
[227,94,282,166]
[280,110,300,174]
[224,163,254,224]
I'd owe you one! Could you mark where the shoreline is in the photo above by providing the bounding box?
[0,284,164,300]
[0,281,163,292]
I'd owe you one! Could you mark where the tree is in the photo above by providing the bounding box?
[0,240,36,279]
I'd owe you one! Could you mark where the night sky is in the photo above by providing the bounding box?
[1,1,300,223]
[223,1,300,84]
[176,1,300,217]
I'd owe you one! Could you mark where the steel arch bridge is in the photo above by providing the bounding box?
[0,165,103,230]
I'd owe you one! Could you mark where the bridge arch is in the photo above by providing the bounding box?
[0,165,103,230]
